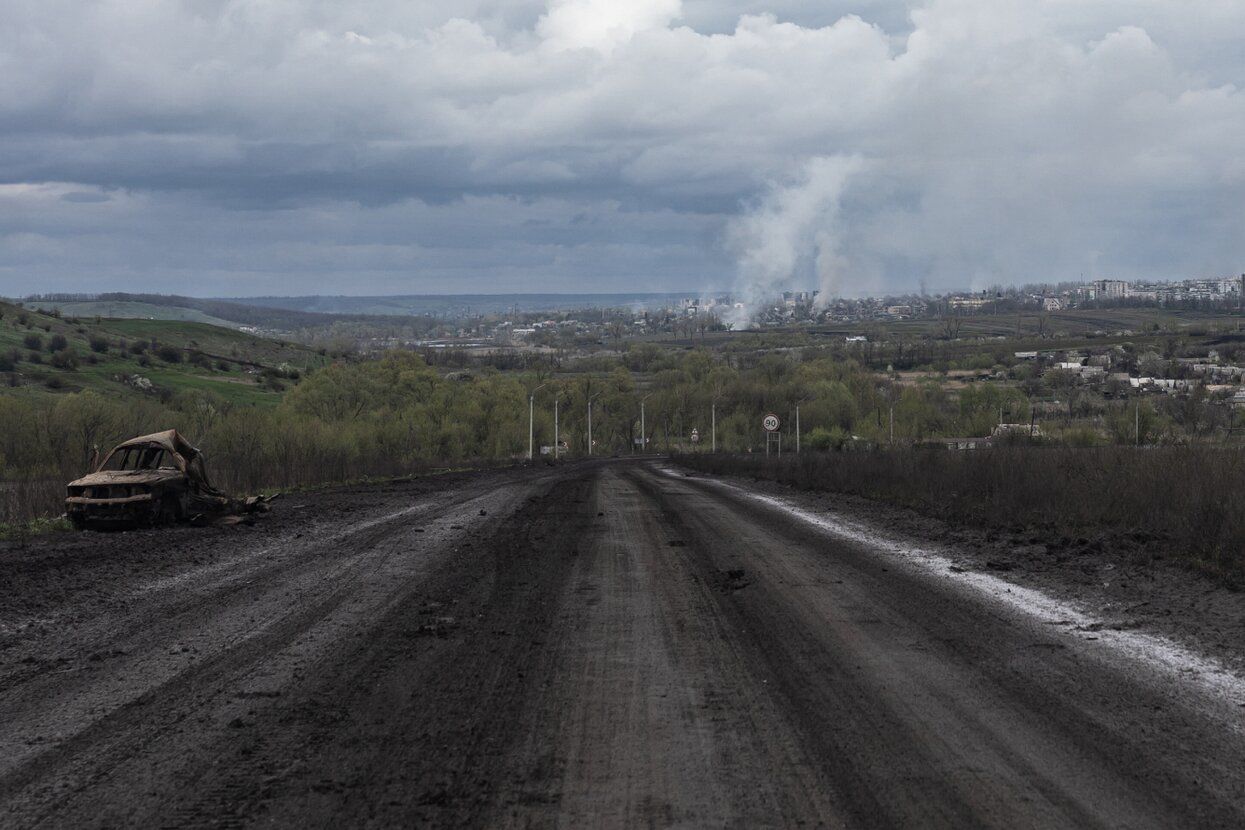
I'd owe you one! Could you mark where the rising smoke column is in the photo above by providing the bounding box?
[728,155,864,326]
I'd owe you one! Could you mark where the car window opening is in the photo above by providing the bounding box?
[102,446,174,471]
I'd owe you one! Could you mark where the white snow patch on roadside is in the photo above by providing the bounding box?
[661,467,1245,724]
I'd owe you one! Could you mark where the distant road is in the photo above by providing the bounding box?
[0,461,1241,827]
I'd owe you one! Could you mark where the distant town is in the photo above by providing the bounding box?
[380,274,1245,349]
[16,274,1244,356]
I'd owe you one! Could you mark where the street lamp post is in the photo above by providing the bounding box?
[880,381,895,447]
[711,392,724,453]
[588,393,602,456]
[640,393,652,455]
[793,394,810,455]
[528,383,547,461]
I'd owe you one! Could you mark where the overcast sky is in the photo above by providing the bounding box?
[3,0,1244,299]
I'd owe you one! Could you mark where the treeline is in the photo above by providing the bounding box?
[0,352,530,522]
[679,448,1245,583]
[0,347,1020,522]
[2,344,1240,524]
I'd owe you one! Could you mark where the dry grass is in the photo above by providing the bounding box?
[680,447,1245,584]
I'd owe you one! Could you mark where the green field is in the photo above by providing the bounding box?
[23,300,240,329]
[0,301,329,406]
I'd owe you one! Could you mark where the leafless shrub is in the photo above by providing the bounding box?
[682,447,1245,583]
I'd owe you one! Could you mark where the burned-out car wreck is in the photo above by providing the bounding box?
[66,430,269,530]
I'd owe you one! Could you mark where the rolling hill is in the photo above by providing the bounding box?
[0,300,330,406]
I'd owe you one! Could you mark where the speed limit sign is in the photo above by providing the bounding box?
[762,413,781,432]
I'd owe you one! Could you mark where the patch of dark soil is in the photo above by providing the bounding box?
[0,466,531,648]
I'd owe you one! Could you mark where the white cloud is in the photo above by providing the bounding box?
[538,0,682,52]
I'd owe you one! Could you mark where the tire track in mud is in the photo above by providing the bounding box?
[3,460,1244,828]
[629,465,1245,829]
[0,479,512,688]
[0,469,571,828]
[485,466,846,828]
[139,471,597,829]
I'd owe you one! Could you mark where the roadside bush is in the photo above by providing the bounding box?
[23,333,42,350]
[48,334,68,352]
[89,336,109,354]
[806,426,849,451]
[1059,426,1106,448]
[27,351,42,364]
[0,352,14,372]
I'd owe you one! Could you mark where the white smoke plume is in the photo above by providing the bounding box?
[727,155,864,327]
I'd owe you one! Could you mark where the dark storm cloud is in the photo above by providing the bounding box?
[2,0,1244,297]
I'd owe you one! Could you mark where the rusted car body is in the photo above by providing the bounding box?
[65,430,236,529]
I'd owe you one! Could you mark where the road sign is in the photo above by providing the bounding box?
[690,429,700,444]
[762,414,781,432]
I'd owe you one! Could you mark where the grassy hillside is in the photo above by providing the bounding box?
[20,293,437,335]
[24,300,239,329]
[0,301,329,407]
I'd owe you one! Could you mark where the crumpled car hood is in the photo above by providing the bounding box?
[69,470,183,488]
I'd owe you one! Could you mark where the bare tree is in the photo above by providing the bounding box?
[941,315,962,340]
[1035,313,1050,339]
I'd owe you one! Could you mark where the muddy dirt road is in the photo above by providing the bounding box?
[1,461,1242,828]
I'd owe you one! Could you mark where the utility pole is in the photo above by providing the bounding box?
[528,382,547,461]
[711,401,716,452]
[588,393,601,456]
[640,393,652,455]
[1135,398,1140,446]
[793,395,810,454]
[554,396,560,460]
